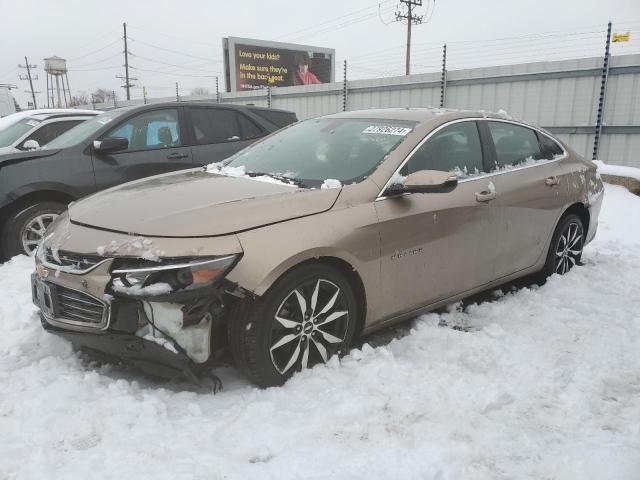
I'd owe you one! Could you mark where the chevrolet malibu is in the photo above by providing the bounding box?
[32,108,604,387]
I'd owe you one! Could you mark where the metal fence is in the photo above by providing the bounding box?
[84,53,640,168]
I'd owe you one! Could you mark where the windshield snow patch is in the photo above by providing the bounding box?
[206,162,298,187]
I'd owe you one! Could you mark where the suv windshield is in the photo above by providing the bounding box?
[225,118,416,187]
[0,118,40,147]
[44,110,122,149]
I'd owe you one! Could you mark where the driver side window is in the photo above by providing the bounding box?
[104,108,181,151]
[401,121,484,179]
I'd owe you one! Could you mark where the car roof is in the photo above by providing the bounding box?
[324,107,519,123]
[123,101,294,115]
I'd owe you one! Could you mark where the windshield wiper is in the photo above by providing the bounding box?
[245,171,308,188]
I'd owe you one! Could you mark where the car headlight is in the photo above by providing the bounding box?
[111,255,239,298]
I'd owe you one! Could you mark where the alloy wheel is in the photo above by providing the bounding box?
[269,278,350,374]
[20,213,58,256]
[554,221,583,274]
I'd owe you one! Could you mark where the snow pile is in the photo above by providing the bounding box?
[206,162,298,187]
[320,178,342,189]
[594,159,640,181]
[0,185,639,479]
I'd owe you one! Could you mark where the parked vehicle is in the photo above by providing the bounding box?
[0,102,297,257]
[0,110,99,154]
[31,108,604,387]
[0,108,98,132]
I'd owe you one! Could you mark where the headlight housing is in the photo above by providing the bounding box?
[110,255,239,299]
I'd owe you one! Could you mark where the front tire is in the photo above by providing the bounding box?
[1,201,66,258]
[229,264,357,387]
[537,213,584,283]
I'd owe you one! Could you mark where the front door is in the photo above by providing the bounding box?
[374,120,501,320]
[92,107,193,191]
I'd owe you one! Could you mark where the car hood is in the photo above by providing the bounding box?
[69,169,341,237]
[0,148,61,166]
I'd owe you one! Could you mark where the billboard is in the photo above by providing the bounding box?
[223,37,335,92]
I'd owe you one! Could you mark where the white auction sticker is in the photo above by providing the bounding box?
[25,120,41,127]
[95,118,113,125]
[362,125,412,136]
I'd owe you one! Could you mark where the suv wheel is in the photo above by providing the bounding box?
[2,201,66,258]
[229,264,357,387]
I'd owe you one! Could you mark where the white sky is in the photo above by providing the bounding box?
[1,0,639,108]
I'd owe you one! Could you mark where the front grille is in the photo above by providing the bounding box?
[53,285,107,327]
[44,248,104,272]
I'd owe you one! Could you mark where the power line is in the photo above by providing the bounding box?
[68,38,122,61]
[129,38,217,62]
[131,54,220,73]
[274,0,395,40]
[131,67,217,78]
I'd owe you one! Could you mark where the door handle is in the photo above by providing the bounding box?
[475,190,497,203]
[545,176,560,186]
[166,152,189,160]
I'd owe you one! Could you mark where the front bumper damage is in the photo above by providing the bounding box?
[32,271,238,384]
[31,216,246,384]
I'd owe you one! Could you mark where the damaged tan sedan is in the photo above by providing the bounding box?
[32,108,604,387]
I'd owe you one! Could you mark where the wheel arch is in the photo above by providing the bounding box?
[251,251,368,336]
[560,202,590,233]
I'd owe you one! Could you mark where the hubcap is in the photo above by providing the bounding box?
[554,222,583,275]
[269,278,349,375]
[20,213,58,256]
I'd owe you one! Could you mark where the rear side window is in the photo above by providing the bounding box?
[488,121,541,167]
[538,133,564,160]
[249,108,297,128]
[190,109,247,145]
[236,114,264,139]
[402,121,484,178]
[21,120,84,149]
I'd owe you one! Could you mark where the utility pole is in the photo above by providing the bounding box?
[18,56,38,108]
[116,22,137,100]
[395,0,424,75]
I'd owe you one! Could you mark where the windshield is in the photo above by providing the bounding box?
[225,118,417,187]
[44,110,121,149]
[0,118,40,147]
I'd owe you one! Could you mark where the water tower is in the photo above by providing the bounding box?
[44,56,71,108]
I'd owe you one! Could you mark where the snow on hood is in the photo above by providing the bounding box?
[68,168,341,237]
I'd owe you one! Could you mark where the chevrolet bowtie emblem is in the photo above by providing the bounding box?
[36,264,49,279]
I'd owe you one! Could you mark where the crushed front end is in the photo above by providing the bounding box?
[31,213,245,382]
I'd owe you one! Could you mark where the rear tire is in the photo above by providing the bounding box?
[228,264,357,387]
[536,213,584,284]
[1,201,66,258]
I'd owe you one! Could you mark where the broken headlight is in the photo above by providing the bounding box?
[110,255,239,298]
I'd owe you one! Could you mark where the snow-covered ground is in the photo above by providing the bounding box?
[1,185,639,480]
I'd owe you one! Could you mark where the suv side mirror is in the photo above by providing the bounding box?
[384,170,458,196]
[93,137,128,154]
[22,139,40,151]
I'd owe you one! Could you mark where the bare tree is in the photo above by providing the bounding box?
[190,87,210,96]
[91,88,115,104]
[69,93,88,107]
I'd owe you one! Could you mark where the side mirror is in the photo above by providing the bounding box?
[93,137,128,154]
[22,139,40,151]
[384,170,458,196]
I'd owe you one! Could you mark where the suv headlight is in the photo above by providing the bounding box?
[111,255,239,298]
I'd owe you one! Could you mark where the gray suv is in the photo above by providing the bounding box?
[0,102,297,258]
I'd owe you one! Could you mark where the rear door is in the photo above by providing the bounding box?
[374,119,502,318]
[92,107,193,191]
[187,107,266,165]
[481,120,570,278]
